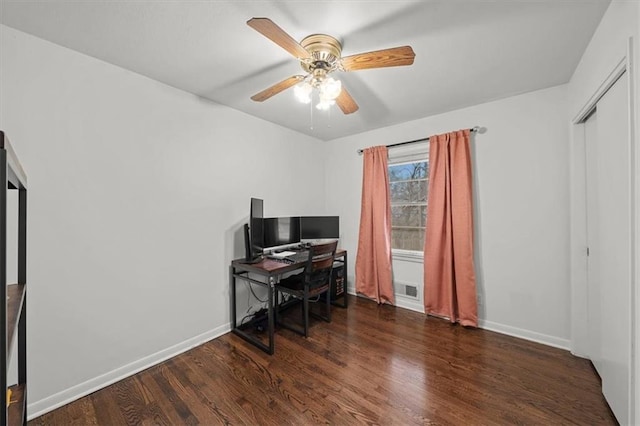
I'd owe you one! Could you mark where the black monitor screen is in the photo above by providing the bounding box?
[250,198,264,255]
[300,216,339,240]
[263,217,301,248]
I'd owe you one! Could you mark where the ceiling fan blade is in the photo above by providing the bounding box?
[336,87,359,114]
[341,46,416,71]
[250,75,304,102]
[247,18,311,60]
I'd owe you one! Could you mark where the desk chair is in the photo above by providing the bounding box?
[275,240,338,337]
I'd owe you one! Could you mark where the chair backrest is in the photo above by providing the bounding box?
[303,240,338,289]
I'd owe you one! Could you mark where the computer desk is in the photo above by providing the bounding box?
[230,249,347,354]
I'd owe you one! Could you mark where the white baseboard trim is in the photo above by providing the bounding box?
[27,323,231,420]
[348,282,568,351]
[394,297,424,314]
[478,319,570,351]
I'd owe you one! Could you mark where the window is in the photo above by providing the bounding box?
[389,159,428,252]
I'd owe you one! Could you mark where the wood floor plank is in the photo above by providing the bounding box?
[29,295,617,425]
[179,347,254,424]
[88,385,130,425]
[168,355,242,424]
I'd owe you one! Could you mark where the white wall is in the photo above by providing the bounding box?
[0,25,327,418]
[325,85,571,348]
[566,0,639,420]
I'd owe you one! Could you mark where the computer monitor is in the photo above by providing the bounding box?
[263,217,301,250]
[300,216,339,241]
[247,197,264,261]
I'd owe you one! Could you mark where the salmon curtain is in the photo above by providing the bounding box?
[424,129,477,326]
[355,146,395,304]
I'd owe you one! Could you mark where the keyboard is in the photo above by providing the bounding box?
[268,250,309,264]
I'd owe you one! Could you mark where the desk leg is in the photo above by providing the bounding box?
[230,270,274,355]
[343,252,348,307]
[230,265,237,329]
[267,277,275,354]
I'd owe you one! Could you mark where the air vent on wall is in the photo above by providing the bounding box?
[396,282,418,299]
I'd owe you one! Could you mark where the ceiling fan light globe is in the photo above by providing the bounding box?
[297,94,312,104]
[294,82,312,104]
[320,77,342,100]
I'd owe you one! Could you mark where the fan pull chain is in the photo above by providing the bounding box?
[309,91,314,130]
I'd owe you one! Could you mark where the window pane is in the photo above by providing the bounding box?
[389,159,429,252]
[391,227,425,251]
[388,162,428,182]
[390,180,427,203]
[392,205,424,227]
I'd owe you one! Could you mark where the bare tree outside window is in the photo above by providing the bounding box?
[389,160,428,251]
[389,161,429,251]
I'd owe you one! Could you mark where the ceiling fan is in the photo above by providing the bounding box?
[247,18,416,114]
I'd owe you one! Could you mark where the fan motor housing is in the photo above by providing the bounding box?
[300,34,342,73]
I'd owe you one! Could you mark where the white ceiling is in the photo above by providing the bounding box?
[0,1,610,141]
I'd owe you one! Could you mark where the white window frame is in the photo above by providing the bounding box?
[388,142,429,262]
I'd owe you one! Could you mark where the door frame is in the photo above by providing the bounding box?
[569,37,637,424]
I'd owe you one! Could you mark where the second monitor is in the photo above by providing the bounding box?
[300,216,340,241]
[263,215,341,250]
[263,216,301,249]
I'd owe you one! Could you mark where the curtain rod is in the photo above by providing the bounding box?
[356,126,481,155]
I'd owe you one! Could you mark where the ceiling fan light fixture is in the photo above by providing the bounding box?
[294,81,313,104]
[248,18,416,115]
[319,77,342,100]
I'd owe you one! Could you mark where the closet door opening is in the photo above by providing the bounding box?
[583,71,632,425]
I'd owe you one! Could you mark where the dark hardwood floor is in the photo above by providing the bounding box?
[30,295,616,425]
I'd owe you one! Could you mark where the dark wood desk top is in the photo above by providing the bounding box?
[232,249,346,275]
[232,257,302,274]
